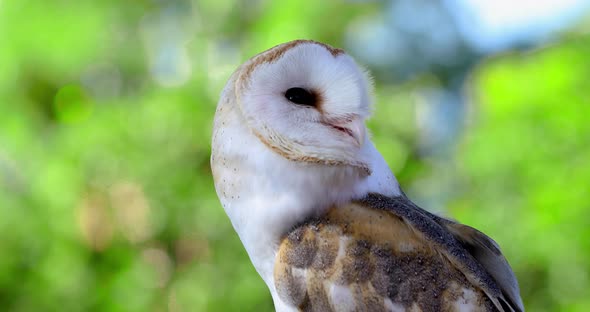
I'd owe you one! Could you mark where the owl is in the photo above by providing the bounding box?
[210,40,524,312]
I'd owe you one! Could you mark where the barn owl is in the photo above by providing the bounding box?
[211,40,524,312]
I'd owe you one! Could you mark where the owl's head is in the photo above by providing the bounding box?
[228,40,373,173]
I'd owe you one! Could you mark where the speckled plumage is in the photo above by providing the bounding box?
[274,194,522,311]
[211,40,523,312]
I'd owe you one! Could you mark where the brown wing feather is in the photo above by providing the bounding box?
[361,194,523,312]
[274,193,519,312]
[388,193,524,312]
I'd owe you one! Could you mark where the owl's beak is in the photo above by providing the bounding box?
[325,117,366,147]
[347,118,366,147]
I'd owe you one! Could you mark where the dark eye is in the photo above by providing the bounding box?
[285,87,316,107]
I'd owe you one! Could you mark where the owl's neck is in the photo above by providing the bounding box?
[211,106,400,289]
[213,142,400,287]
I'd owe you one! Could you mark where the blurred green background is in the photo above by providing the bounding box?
[1,0,589,311]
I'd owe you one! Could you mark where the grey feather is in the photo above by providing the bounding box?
[445,223,525,312]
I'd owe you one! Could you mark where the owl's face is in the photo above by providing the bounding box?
[234,40,373,173]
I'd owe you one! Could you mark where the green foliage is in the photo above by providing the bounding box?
[451,37,590,311]
[0,0,588,311]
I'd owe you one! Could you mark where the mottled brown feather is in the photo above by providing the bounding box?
[273,194,520,312]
